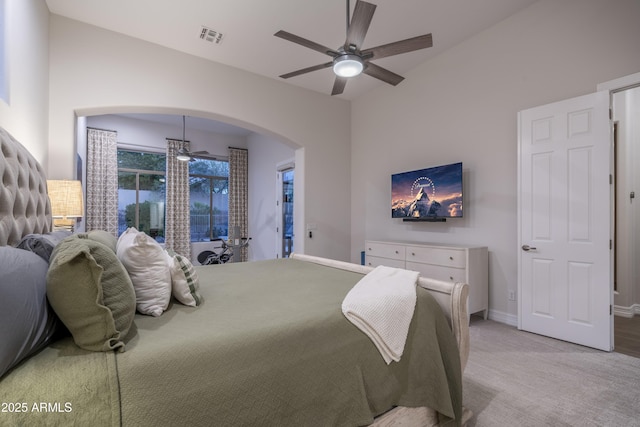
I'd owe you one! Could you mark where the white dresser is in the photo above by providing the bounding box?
[365,240,488,319]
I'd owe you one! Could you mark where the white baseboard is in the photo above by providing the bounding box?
[614,304,640,318]
[486,309,518,327]
[485,305,639,325]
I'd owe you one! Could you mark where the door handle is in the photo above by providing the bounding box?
[522,244,537,251]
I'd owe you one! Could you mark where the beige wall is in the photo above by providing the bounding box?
[0,0,49,165]
[48,15,351,261]
[351,0,640,323]
[247,132,296,260]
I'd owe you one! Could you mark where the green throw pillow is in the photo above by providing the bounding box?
[46,236,136,352]
[86,230,118,253]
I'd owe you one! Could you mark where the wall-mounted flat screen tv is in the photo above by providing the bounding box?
[391,162,463,220]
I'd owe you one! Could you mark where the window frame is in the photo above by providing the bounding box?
[117,148,167,238]
[116,148,229,242]
[188,156,230,242]
[118,166,166,231]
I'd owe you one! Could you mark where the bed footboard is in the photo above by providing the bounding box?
[289,253,470,372]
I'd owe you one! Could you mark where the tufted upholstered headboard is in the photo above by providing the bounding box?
[0,127,52,246]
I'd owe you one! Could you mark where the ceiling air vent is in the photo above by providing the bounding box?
[200,26,224,44]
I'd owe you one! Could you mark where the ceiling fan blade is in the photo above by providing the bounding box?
[363,62,404,86]
[274,30,339,57]
[331,76,348,95]
[344,0,376,51]
[279,62,333,79]
[361,34,433,60]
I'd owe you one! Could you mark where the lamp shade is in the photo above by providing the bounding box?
[47,180,84,219]
[333,54,364,78]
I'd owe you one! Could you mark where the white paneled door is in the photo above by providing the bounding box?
[518,91,613,351]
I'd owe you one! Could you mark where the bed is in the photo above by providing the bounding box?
[0,126,471,426]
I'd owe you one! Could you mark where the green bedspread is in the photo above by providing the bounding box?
[0,337,120,427]
[119,258,462,426]
[0,258,461,427]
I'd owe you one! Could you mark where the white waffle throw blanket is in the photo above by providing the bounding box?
[341,265,419,364]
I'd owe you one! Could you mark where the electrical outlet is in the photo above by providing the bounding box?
[508,290,516,301]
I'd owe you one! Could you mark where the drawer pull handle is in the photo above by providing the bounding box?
[450,276,454,280]
[411,252,415,256]
[395,250,399,254]
[449,256,453,260]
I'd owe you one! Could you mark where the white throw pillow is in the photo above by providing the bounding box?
[116,228,172,316]
[165,250,203,307]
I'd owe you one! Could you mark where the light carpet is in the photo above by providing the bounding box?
[463,318,640,426]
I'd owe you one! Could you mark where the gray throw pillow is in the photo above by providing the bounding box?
[0,246,60,378]
[16,230,73,263]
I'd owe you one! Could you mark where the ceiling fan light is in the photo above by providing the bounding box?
[176,148,191,162]
[333,54,363,78]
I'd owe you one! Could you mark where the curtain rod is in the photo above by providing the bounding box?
[117,142,164,153]
[87,126,118,133]
[228,146,248,151]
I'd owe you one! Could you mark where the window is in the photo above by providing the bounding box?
[117,150,166,240]
[0,0,8,104]
[189,158,229,241]
[117,149,229,242]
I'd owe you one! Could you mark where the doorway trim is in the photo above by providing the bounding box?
[598,72,640,318]
[597,72,640,94]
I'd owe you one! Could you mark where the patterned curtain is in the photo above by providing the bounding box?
[228,147,248,262]
[86,128,118,234]
[165,139,191,258]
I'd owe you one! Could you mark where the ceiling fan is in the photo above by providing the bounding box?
[274,0,433,95]
[176,147,210,162]
[176,115,210,162]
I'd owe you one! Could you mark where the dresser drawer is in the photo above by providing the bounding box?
[406,262,466,283]
[365,240,488,319]
[366,255,405,269]
[405,246,466,268]
[365,241,405,261]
